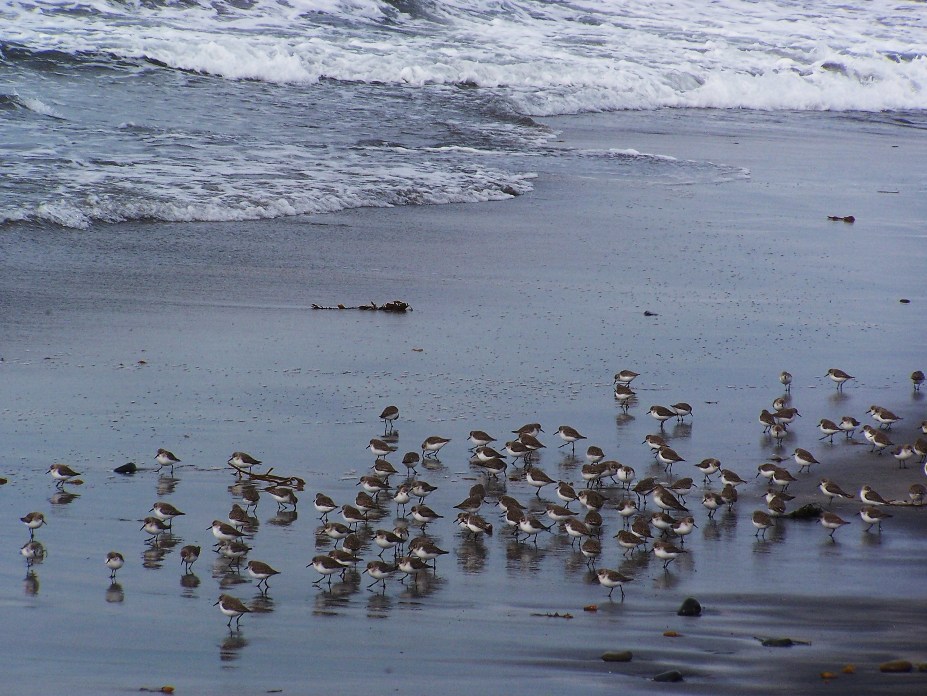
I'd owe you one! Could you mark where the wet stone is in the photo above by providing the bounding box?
[601,651,633,662]
[879,660,913,673]
[677,597,702,617]
[653,670,684,683]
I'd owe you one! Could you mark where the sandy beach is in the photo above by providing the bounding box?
[2,108,926,695]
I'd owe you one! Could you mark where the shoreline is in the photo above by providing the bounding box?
[2,108,926,694]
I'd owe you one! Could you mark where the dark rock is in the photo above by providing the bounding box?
[653,670,684,682]
[677,597,701,617]
[785,503,822,520]
[879,660,913,673]
[114,462,138,475]
[900,298,910,304]
[602,651,633,662]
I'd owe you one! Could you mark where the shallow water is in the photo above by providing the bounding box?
[2,109,926,694]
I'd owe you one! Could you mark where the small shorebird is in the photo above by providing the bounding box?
[912,370,925,391]
[155,448,181,474]
[180,545,201,573]
[818,418,841,442]
[21,512,46,539]
[779,371,792,391]
[421,436,451,458]
[105,551,125,580]
[555,425,586,452]
[859,506,892,533]
[468,430,496,450]
[652,540,687,570]
[868,405,901,430]
[614,370,639,386]
[751,511,774,539]
[48,463,80,488]
[363,560,396,591]
[694,457,721,483]
[246,560,281,591]
[793,448,820,474]
[314,492,338,520]
[596,568,633,601]
[819,478,854,505]
[670,402,693,422]
[228,451,261,472]
[309,555,344,583]
[859,485,891,506]
[820,511,850,539]
[379,405,399,434]
[151,501,186,526]
[215,594,251,628]
[648,405,676,430]
[838,416,860,439]
[614,384,635,410]
[367,438,397,459]
[826,368,854,390]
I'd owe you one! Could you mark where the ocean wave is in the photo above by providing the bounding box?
[0,172,537,230]
[3,0,925,114]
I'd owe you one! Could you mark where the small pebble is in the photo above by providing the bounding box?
[677,597,701,617]
[879,660,913,673]
[653,670,684,683]
[602,651,633,662]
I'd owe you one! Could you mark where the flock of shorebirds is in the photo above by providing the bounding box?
[18,367,926,626]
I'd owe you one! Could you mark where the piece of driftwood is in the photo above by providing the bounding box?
[311,300,411,312]
[228,463,305,490]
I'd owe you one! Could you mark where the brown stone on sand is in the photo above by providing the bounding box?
[879,660,913,673]
[601,651,633,662]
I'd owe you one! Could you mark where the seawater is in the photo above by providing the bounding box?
[2,0,926,229]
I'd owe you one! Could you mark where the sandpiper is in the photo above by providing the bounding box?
[818,418,841,442]
[314,492,338,520]
[614,370,640,386]
[151,501,186,525]
[819,478,853,504]
[793,448,820,474]
[525,467,556,496]
[838,416,860,439]
[859,506,892,533]
[180,545,201,573]
[820,511,850,539]
[228,451,261,472]
[105,551,125,580]
[48,463,80,488]
[363,560,396,590]
[421,435,451,458]
[779,371,792,391]
[155,448,181,474]
[215,594,251,628]
[670,402,693,422]
[379,405,399,434]
[468,430,497,450]
[912,370,925,391]
[555,425,586,452]
[614,384,636,410]
[246,560,280,591]
[826,368,854,390]
[652,540,687,570]
[596,568,632,600]
[648,405,676,429]
[367,438,397,459]
[751,510,774,538]
[21,512,46,539]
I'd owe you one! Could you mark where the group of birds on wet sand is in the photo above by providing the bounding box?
[18,366,925,626]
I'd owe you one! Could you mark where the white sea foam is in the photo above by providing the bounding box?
[3,0,926,113]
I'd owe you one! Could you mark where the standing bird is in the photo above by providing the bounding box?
[228,451,261,474]
[596,568,633,601]
[48,463,81,488]
[379,405,399,435]
[155,448,181,474]
[555,425,586,452]
[911,370,925,392]
[105,551,125,580]
[246,560,281,591]
[180,545,201,573]
[779,371,792,392]
[421,436,451,458]
[21,512,46,539]
[214,594,251,628]
[793,448,820,474]
[818,419,841,442]
[614,370,639,386]
[826,368,854,390]
[820,512,850,539]
[819,479,854,505]
[670,402,693,423]
[648,405,676,430]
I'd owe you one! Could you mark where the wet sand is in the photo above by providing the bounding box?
[2,109,926,694]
